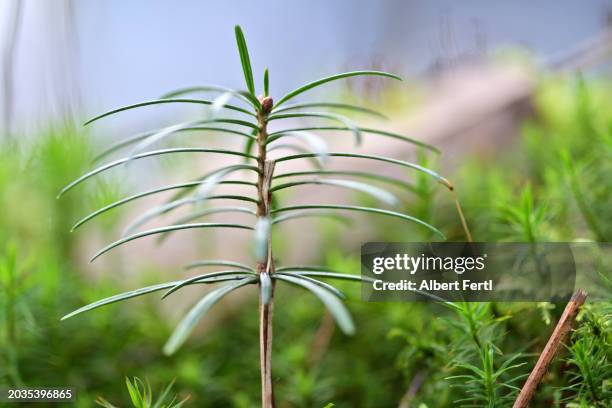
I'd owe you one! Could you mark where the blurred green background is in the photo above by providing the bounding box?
[1,75,610,408]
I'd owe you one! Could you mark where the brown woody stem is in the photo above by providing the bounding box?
[443,178,473,243]
[257,98,276,408]
[512,289,587,408]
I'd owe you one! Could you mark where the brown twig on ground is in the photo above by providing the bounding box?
[308,311,336,367]
[512,289,587,408]
[398,370,427,408]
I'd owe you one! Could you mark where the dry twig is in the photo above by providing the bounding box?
[512,289,587,408]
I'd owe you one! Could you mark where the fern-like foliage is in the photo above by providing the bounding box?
[59,25,450,357]
[95,377,189,408]
[561,303,611,407]
[444,303,527,408]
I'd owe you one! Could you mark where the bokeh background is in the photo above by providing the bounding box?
[0,1,610,407]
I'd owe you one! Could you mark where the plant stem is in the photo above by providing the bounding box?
[308,311,335,367]
[3,243,22,385]
[398,370,426,408]
[6,251,16,348]
[513,289,587,408]
[257,100,276,408]
[259,275,275,407]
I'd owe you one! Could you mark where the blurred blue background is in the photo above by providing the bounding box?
[2,0,611,132]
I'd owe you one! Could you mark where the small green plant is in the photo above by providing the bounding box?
[497,185,548,243]
[59,25,453,405]
[444,303,527,407]
[0,242,24,385]
[95,377,189,408]
[561,303,611,407]
[447,342,525,408]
